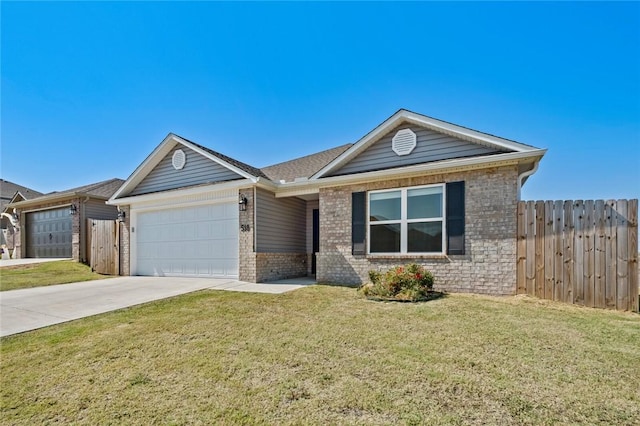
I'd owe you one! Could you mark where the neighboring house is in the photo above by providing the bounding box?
[9,178,124,261]
[1,180,43,250]
[108,109,546,295]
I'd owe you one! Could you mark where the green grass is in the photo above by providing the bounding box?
[1,286,639,425]
[0,261,111,291]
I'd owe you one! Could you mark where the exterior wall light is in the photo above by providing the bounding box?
[239,194,248,212]
[117,210,126,222]
[69,204,77,215]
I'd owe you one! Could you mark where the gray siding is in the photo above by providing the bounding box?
[130,145,243,196]
[256,188,306,253]
[330,124,505,176]
[84,199,118,220]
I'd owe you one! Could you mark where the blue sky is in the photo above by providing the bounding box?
[2,1,639,200]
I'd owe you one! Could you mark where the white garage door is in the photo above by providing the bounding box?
[135,202,238,278]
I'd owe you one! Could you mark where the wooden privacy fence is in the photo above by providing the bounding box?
[87,219,119,275]
[517,199,638,312]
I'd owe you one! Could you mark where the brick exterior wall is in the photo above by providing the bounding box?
[118,205,131,276]
[13,198,82,261]
[255,253,308,282]
[316,165,519,295]
[238,187,308,282]
[239,187,256,282]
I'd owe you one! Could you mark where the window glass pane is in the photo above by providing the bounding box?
[408,221,442,252]
[408,187,442,219]
[370,223,400,253]
[370,191,401,221]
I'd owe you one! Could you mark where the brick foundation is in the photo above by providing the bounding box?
[255,252,308,282]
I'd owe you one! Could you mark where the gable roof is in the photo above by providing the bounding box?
[1,180,43,213]
[111,133,266,200]
[8,178,125,209]
[183,136,270,180]
[311,109,542,179]
[260,144,352,183]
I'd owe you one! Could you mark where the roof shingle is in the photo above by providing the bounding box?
[260,144,353,183]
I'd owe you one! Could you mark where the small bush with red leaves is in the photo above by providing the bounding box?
[360,263,434,301]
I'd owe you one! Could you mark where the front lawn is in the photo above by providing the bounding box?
[1,286,639,424]
[0,261,110,291]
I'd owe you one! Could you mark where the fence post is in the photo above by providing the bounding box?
[517,202,526,294]
[628,200,638,312]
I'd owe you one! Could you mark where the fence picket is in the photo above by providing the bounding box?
[544,201,555,300]
[616,200,629,310]
[605,200,618,309]
[553,200,564,301]
[574,201,585,306]
[628,200,638,312]
[594,200,606,308]
[584,200,595,307]
[563,201,574,304]
[526,202,536,296]
[535,201,545,298]
[516,202,526,294]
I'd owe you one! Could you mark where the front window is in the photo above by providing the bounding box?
[368,185,444,254]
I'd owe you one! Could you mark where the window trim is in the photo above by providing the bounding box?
[367,183,446,255]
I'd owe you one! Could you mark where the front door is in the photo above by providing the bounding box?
[312,209,319,275]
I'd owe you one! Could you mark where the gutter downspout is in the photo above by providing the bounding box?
[517,161,540,201]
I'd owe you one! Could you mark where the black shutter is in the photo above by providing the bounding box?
[446,181,465,255]
[352,191,366,255]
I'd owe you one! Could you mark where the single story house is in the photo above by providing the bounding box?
[1,180,43,250]
[9,178,124,262]
[108,109,545,295]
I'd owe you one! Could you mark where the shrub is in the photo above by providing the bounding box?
[360,263,434,301]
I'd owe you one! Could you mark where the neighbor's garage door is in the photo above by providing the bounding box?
[25,208,73,258]
[135,202,239,278]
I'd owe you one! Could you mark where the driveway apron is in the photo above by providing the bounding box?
[0,276,308,337]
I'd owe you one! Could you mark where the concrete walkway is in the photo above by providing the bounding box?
[0,258,71,268]
[0,276,312,337]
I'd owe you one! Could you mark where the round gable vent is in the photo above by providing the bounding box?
[392,128,417,156]
[172,149,186,170]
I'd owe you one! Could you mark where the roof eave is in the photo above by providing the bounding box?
[275,150,546,198]
[107,178,255,206]
[7,191,103,209]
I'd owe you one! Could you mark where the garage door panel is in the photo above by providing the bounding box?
[136,202,239,278]
[25,208,72,258]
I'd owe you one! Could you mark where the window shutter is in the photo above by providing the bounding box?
[446,181,465,255]
[352,191,366,255]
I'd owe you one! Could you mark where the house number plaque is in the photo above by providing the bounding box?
[240,224,251,232]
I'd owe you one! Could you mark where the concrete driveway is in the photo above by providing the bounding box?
[0,276,311,337]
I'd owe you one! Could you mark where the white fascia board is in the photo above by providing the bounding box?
[254,177,279,192]
[276,149,546,198]
[107,178,253,206]
[8,191,85,209]
[110,134,178,201]
[312,109,540,179]
[401,111,536,152]
[176,137,258,183]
